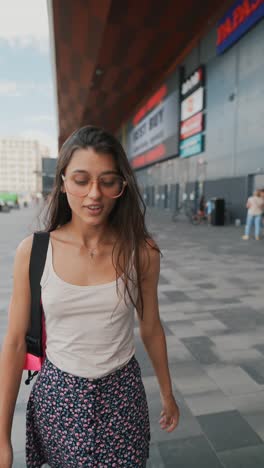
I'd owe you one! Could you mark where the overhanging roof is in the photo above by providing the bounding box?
[50,0,234,146]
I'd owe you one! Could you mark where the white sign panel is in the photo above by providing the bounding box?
[129,91,178,158]
[181,87,204,122]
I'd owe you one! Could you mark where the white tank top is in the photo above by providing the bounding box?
[40,239,137,379]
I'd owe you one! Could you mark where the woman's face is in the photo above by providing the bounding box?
[63,147,120,226]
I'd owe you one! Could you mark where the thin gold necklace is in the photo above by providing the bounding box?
[87,244,104,259]
[86,235,113,259]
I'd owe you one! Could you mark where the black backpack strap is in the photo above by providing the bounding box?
[26,231,50,357]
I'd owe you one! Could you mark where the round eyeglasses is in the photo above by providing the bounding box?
[61,174,127,199]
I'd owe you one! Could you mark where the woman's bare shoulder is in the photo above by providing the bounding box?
[16,234,34,258]
[12,235,34,282]
[140,237,160,255]
[138,238,160,278]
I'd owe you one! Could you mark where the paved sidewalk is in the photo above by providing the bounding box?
[0,206,264,467]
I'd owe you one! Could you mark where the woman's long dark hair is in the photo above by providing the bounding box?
[44,125,160,319]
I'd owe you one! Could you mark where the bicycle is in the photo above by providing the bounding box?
[190,210,208,225]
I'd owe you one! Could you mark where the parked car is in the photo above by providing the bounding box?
[0,199,10,213]
[0,192,20,209]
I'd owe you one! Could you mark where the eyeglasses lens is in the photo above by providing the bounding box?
[67,175,124,198]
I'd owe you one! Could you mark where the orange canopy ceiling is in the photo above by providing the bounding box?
[51,0,234,147]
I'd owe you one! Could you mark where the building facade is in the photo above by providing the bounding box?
[0,138,50,197]
[120,1,264,222]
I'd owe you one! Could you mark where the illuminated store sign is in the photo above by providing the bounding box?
[180,133,204,158]
[179,64,206,158]
[127,84,179,168]
[217,0,264,54]
[181,67,204,98]
[180,112,203,140]
[181,87,204,122]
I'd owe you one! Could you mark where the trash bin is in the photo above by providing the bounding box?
[211,198,225,226]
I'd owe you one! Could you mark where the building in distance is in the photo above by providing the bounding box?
[0,138,51,202]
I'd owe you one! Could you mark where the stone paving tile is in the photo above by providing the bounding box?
[157,435,224,468]
[211,332,264,351]
[147,444,164,467]
[184,389,235,417]
[254,344,264,355]
[167,323,204,340]
[197,410,263,452]
[229,392,264,441]
[160,310,188,321]
[196,282,217,289]
[241,297,264,309]
[213,347,263,365]
[213,308,264,332]
[158,274,169,285]
[182,336,220,365]
[184,289,211,300]
[163,290,191,302]
[230,391,264,414]
[203,364,261,395]
[219,445,264,468]
[171,362,219,396]
[240,361,264,385]
[194,318,228,333]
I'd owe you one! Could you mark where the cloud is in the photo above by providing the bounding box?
[0,80,52,97]
[0,81,21,96]
[28,115,56,123]
[0,0,50,53]
[19,129,58,157]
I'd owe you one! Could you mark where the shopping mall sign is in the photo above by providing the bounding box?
[181,87,204,123]
[180,133,204,158]
[181,66,204,98]
[127,83,179,168]
[180,112,203,140]
[217,0,264,54]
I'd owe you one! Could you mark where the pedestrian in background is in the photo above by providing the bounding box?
[261,189,264,232]
[198,195,206,216]
[242,189,264,240]
[0,126,179,468]
[206,199,213,225]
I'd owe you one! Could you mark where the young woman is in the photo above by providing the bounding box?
[242,189,264,240]
[0,126,180,467]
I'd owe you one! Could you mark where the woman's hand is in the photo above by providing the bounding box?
[159,394,180,433]
[0,440,13,468]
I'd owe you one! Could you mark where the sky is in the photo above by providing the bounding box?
[0,0,57,155]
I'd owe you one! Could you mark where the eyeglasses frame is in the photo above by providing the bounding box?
[61,174,128,199]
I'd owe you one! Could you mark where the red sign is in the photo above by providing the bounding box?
[131,144,166,168]
[217,0,264,52]
[133,85,167,126]
[180,112,203,140]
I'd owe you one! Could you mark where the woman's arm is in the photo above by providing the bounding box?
[136,241,180,433]
[0,236,32,445]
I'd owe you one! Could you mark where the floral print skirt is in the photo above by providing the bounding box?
[26,355,150,467]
